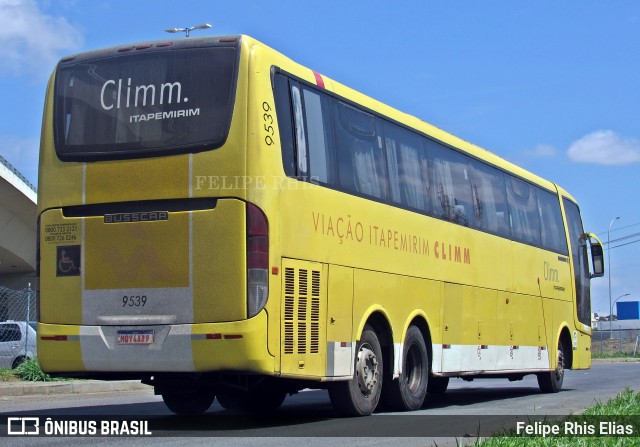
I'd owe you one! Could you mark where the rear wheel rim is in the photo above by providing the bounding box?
[355,343,379,396]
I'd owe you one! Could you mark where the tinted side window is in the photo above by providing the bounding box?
[538,189,568,254]
[383,121,430,211]
[302,89,335,185]
[273,74,296,177]
[334,101,388,200]
[468,161,510,237]
[0,324,21,342]
[507,176,542,246]
[563,198,591,325]
[429,142,472,226]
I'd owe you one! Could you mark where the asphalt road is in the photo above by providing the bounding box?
[2,362,640,446]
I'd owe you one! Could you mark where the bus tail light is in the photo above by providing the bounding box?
[247,203,269,318]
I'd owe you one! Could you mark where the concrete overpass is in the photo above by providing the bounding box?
[0,155,37,289]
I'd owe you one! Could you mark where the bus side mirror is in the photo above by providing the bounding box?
[590,241,604,278]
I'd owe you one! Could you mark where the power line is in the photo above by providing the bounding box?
[610,238,640,250]
[597,221,640,237]
[605,231,640,246]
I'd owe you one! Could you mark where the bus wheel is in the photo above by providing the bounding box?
[537,340,565,393]
[329,325,383,416]
[382,325,428,411]
[427,376,449,395]
[161,391,215,415]
[217,385,286,413]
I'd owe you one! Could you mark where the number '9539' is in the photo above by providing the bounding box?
[123,295,147,307]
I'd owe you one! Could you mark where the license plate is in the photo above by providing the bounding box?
[116,330,154,345]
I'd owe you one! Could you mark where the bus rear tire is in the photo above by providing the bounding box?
[382,325,428,411]
[427,376,449,395]
[329,325,383,416]
[537,340,565,393]
[161,391,215,415]
[217,384,287,413]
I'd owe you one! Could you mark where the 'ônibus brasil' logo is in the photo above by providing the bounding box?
[99,78,200,123]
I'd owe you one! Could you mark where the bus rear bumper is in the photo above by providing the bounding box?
[37,312,275,375]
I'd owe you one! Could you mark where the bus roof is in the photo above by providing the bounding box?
[55,34,575,202]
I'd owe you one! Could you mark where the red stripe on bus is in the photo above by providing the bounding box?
[224,334,243,340]
[41,335,67,341]
[312,71,325,89]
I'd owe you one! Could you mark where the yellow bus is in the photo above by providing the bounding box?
[37,35,604,416]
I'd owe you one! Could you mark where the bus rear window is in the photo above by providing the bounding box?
[54,44,238,161]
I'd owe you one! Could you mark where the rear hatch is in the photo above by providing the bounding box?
[39,37,250,326]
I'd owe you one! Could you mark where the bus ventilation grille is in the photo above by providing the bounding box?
[284,267,321,355]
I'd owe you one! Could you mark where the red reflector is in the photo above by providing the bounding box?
[271,266,279,275]
[248,251,269,269]
[41,335,68,341]
[224,334,243,340]
[340,342,347,348]
[117,46,135,52]
[155,42,172,47]
[312,70,325,89]
[247,203,268,269]
[206,333,222,340]
[135,44,153,50]
[219,38,237,42]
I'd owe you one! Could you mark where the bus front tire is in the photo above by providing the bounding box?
[537,340,565,393]
[382,325,428,411]
[329,325,383,416]
[161,391,215,415]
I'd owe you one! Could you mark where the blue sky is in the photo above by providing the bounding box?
[1,0,639,317]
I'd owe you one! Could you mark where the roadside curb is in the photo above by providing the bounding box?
[591,358,640,364]
[0,380,151,397]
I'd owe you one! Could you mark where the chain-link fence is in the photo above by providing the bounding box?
[0,285,38,369]
[592,329,640,356]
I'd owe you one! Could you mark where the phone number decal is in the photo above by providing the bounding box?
[44,223,79,244]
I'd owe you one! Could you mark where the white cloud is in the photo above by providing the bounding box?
[567,130,640,166]
[0,0,83,76]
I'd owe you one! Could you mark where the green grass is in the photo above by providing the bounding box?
[0,368,18,382]
[472,389,640,446]
[0,358,66,382]
[13,358,60,382]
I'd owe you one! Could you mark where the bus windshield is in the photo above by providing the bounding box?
[54,43,238,161]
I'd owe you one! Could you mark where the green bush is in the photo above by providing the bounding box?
[13,358,57,382]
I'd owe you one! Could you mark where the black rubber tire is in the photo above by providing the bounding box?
[216,387,248,410]
[249,386,287,412]
[11,356,26,369]
[161,391,215,415]
[426,376,449,395]
[329,325,383,416]
[382,326,428,411]
[537,340,565,393]
[217,384,287,413]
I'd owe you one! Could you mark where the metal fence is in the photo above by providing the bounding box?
[0,285,38,369]
[592,329,640,356]
[0,285,37,323]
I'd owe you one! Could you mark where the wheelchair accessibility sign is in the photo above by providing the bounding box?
[56,245,81,277]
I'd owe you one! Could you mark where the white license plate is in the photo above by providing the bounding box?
[116,330,154,345]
